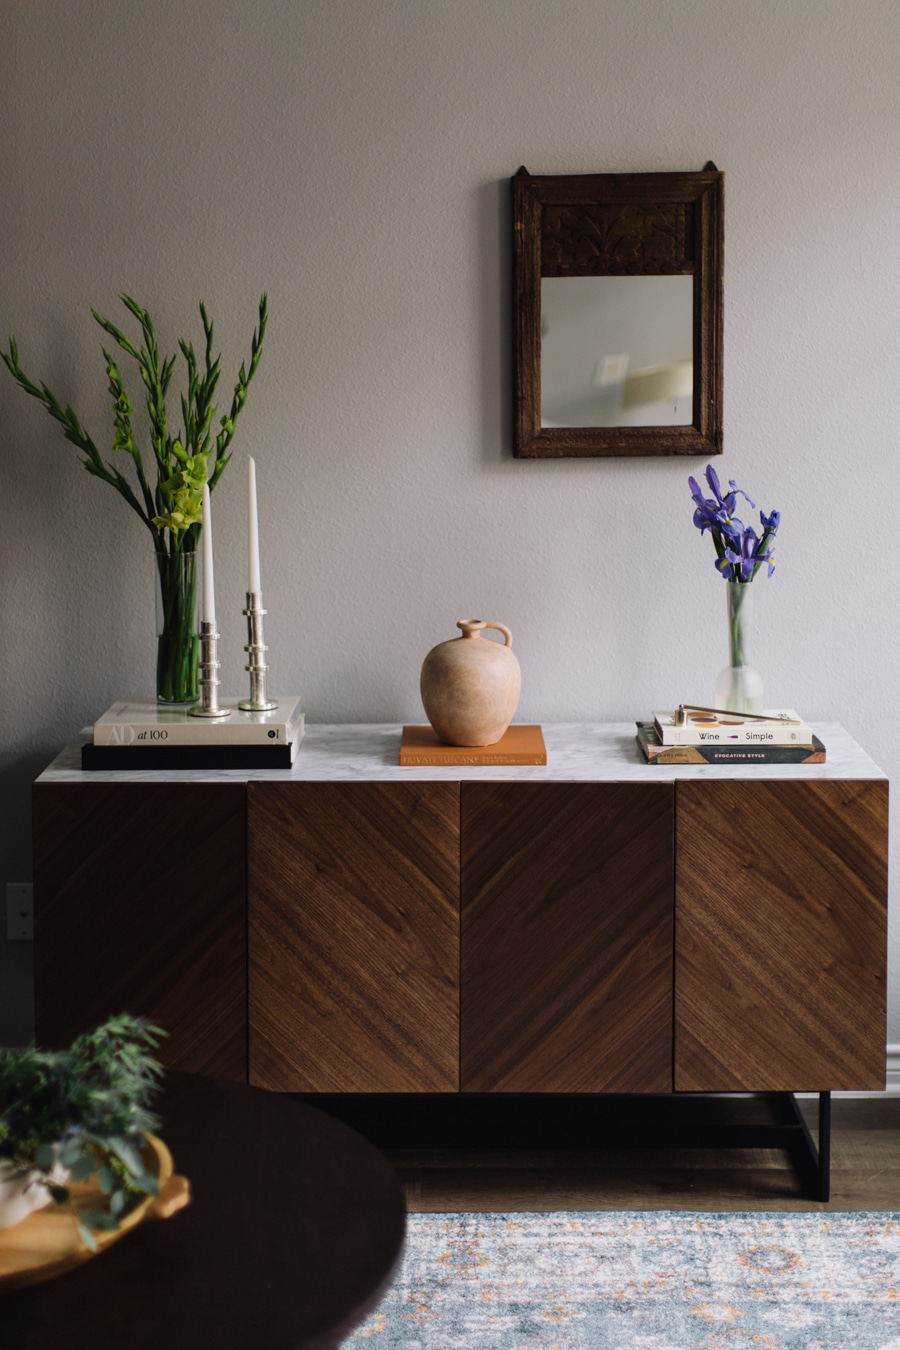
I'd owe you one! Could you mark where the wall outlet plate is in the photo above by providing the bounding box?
[6,882,34,941]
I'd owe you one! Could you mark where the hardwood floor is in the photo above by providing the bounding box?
[381,1097,900,1213]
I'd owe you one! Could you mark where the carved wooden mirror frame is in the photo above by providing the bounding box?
[513,164,723,458]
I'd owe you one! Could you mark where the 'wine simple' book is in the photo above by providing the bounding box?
[653,708,813,746]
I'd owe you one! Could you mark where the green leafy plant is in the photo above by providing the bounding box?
[0,1014,166,1250]
[1,295,268,702]
[1,294,267,541]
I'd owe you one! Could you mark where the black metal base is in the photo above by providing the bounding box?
[299,1090,832,1202]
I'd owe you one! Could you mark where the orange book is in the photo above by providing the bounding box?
[400,725,546,766]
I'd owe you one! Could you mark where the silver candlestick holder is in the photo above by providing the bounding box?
[189,619,230,718]
[240,591,278,712]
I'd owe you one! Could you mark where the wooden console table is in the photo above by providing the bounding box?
[33,723,888,1201]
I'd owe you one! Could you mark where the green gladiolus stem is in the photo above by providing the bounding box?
[155,546,200,704]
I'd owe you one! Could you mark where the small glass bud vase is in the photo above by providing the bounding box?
[155,549,200,704]
[715,580,764,714]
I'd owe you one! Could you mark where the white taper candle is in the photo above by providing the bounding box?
[201,481,216,624]
[248,456,261,593]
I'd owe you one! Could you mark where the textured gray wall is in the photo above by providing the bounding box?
[2,0,899,1047]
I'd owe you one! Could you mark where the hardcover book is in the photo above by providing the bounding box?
[652,708,813,747]
[93,696,303,747]
[82,720,305,770]
[400,724,547,766]
[637,722,825,765]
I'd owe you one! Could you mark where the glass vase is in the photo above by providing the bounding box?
[156,549,200,704]
[715,580,764,714]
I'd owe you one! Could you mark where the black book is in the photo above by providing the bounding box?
[81,726,303,771]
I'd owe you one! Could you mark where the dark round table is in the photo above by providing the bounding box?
[3,1072,406,1349]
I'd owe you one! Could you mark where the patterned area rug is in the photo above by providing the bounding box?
[351,1211,900,1348]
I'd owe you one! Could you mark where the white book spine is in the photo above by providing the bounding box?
[658,726,813,747]
[653,710,812,747]
[93,700,303,746]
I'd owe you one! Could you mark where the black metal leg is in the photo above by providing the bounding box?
[818,1091,832,1202]
[781,1091,831,1201]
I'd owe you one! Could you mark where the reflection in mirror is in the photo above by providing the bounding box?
[540,276,693,428]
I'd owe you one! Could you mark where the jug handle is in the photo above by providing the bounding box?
[457,620,513,647]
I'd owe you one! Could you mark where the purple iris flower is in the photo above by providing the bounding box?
[689,465,779,582]
[751,509,779,578]
[688,482,721,534]
[721,528,773,582]
[688,470,744,544]
[705,463,755,515]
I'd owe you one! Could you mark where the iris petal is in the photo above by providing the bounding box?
[705,463,723,505]
[729,479,756,510]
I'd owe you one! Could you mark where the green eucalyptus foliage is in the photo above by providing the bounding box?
[1,293,267,551]
[0,1014,166,1250]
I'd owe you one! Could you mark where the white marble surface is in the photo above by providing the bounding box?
[36,721,886,784]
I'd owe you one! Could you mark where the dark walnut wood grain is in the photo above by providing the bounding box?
[31,782,247,1081]
[248,782,460,1092]
[460,782,674,1093]
[675,779,888,1091]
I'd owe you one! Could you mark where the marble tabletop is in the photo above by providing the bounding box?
[37,721,886,785]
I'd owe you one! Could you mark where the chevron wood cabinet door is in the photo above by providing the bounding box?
[675,779,889,1091]
[460,782,675,1093]
[248,781,460,1092]
[32,782,247,1081]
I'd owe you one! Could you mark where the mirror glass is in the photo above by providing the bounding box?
[540,275,693,428]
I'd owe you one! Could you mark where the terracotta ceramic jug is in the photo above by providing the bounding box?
[420,620,521,746]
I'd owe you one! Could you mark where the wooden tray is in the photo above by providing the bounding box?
[0,1134,190,1292]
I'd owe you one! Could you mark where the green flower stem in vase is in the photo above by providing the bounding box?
[715,580,763,714]
[156,547,200,704]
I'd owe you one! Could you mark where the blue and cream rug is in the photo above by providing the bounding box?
[352,1211,900,1348]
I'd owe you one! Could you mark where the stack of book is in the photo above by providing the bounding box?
[636,708,824,765]
[82,696,305,770]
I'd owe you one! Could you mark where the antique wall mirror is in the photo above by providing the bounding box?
[513,164,723,458]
